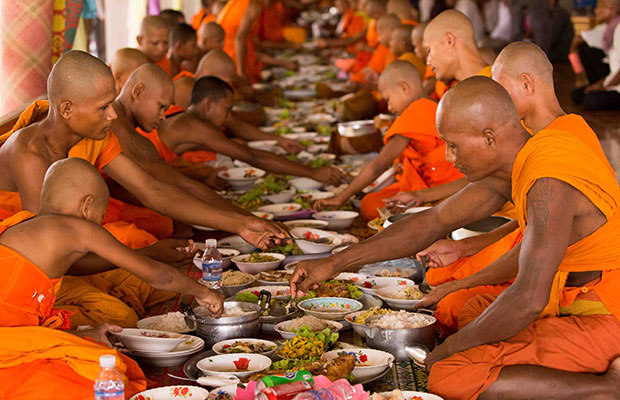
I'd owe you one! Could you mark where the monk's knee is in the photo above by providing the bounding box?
[457,293,497,330]
[428,356,476,399]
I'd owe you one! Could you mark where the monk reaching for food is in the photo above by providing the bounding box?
[0,158,224,399]
[315,60,461,221]
[291,76,620,399]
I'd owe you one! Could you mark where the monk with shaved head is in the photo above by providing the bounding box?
[0,51,288,327]
[198,21,225,53]
[389,25,425,78]
[158,76,345,186]
[137,15,170,64]
[109,47,149,93]
[317,60,461,220]
[409,42,618,335]
[291,76,620,398]
[0,158,223,398]
[387,0,418,26]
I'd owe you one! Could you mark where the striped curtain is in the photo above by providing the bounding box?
[52,0,85,63]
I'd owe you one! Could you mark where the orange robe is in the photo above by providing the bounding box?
[339,9,367,54]
[430,65,491,101]
[350,17,376,73]
[161,107,218,163]
[259,0,285,42]
[397,52,426,79]
[401,18,418,26]
[429,129,620,400]
[217,0,262,83]
[155,55,172,76]
[350,44,393,83]
[191,8,213,31]
[360,98,463,220]
[0,212,147,399]
[429,113,616,335]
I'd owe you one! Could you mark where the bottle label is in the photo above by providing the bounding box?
[94,390,124,400]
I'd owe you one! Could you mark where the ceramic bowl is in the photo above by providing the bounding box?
[196,353,272,379]
[236,285,291,300]
[274,319,343,340]
[263,189,295,204]
[376,285,425,311]
[258,203,302,218]
[193,248,241,271]
[283,219,329,230]
[298,297,363,320]
[289,177,323,191]
[111,329,188,353]
[231,253,285,274]
[130,385,209,400]
[334,272,367,283]
[313,211,359,230]
[295,190,334,202]
[212,338,278,357]
[217,236,256,254]
[356,277,416,296]
[217,168,265,190]
[220,272,256,298]
[322,348,394,382]
[290,227,343,254]
[130,336,205,368]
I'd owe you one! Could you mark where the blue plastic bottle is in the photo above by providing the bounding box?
[202,239,223,289]
[94,355,124,400]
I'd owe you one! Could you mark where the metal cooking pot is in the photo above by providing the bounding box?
[337,120,376,137]
[181,301,260,347]
[362,311,437,362]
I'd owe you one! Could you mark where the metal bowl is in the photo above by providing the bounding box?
[182,302,260,347]
[361,312,437,361]
[337,120,376,137]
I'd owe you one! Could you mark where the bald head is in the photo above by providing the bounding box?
[121,64,174,131]
[198,22,225,52]
[378,60,424,114]
[425,10,476,45]
[140,15,169,35]
[411,22,428,60]
[40,158,110,221]
[365,0,385,19]
[195,49,237,84]
[377,14,401,44]
[387,0,415,20]
[110,48,149,93]
[390,25,414,56]
[159,8,185,27]
[137,16,170,62]
[493,42,553,85]
[437,76,525,180]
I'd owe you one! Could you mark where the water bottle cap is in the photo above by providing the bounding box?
[99,355,116,368]
[205,239,217,248]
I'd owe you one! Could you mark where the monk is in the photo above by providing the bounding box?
[291,77,620,399]
[191,0,214,31]
[158,76,346,186]
[160,23,199,79]
[412,42,618,335]
[199,21,225,53]
[0,51,287,326]
[159,8,186,26]
[315,0,367,53]
[387,0,419,26]
[388,25,425,79]
[109,48,149,94]
[136,15,169,64]
[351,14,401,85]
[0,158,223,399]
[383,10,495,208]
[317,61,461,221]
[411,22,438,96]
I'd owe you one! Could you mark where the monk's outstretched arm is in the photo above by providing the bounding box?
[426,178,576,368]
[320,29,366,48]
[235,0,261,78]
[226,117,303,154]
[451,219,520,257]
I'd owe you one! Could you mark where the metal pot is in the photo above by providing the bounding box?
[181,301,260,347]
[337,120,376,137]
[362,311,437,362]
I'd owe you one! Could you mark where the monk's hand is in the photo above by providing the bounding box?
[425,335,460,370]
[205,168,228,190]
[384,190,426,211]
[238,217,291,250]
[290,258,338,298]
[140,239,198,267]
[277,137,305,154]
[416,240,463,268]
[75,323,123,348]
[413,280,461,310]
[196,288,225,318]
[314,197,343,211]
[312,166,347,186]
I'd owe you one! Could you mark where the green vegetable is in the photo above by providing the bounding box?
[286,154,297,162]
[272,359,309,370]
[235,292,259,303]
[298,139,313,147]
[280,109,291,120]
[285,70,295,77]
[316,125,332,136]
[325,71,337,80]
[291,326,339,349]
[278,97,296,109]
[309,157,330,169]
[294,197,312,210]
[275,126,293,135]
[270,241,303,255]
[346,284,363,299]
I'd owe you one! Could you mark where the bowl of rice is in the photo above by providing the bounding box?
[137,312,192,334]
[344,308,394,339]
[274,315,344,340]
[376,285,425,311]
[221,271,256,297]
[185,302,261,347]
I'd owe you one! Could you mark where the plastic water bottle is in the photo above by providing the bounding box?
[292,379,355,400]
[94,355,124,400]
[201,239,223,289]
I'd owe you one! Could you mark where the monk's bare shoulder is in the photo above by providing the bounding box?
[0,123,51,191]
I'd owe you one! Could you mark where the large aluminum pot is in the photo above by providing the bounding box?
[181,301,260,347]
[331,120,382,155]
[362,312,437,362]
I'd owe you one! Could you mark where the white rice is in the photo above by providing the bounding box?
[222,306,253,317]
[286,315,329,331]
[149,311,189,332]
[370,310,434,329]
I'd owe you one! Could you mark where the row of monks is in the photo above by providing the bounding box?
[0,0,619,398]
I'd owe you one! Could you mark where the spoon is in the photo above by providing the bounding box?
[405,344,430,369]
[418,256,432,294]
[166,373,240,387]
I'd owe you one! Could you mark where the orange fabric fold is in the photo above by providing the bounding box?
[181,150,218,163]
[217,0,262,83]
[0,191,22,221]
[191,8,211,31]
[137,127,179,163]
[103,197,174,240]
[366,18,378,48]
[173,70,194,81]
[398,52,426,79]
[155,55,172,76]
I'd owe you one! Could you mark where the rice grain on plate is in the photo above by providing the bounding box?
[370,310,434,329]
[148,311,189,332]
[352,307,393,325]
[222,270,253,286]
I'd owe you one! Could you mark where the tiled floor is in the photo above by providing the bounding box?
[554,64,620,181]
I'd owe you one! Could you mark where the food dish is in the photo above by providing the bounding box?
[111,329,188,353]
[322,348,394,383]
[258,203,302,218]
[313,211,359,230]
[256,270,292,285]
[137,312,192,334]
[274,316,343,340]
[231,253,285,274]
[289,177,323,191]
[235,286,291,302]
[217,168,265,190]
[196,354,272,379]
[130,336,205,368]
[298,297,363,320]
[212,339,277,357]
[356,277,416,296]
[283,219,330,229]
[373,391,444,400]
[129,385,210,400]
[359,258,418,279]
[291,227,343,254]
[344,308,394,338]
[368,310,435,329]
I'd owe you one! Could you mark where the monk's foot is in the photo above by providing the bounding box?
[599,357,620,400]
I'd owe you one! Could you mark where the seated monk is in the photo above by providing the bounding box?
[191,0,214,31]
[317,60,461,221]
[136,15,170,65]
[388,24,425,79]
[410,22,439,96]
[157,76,346,186]
[199,21,225,53]
[159,8,186,26]
[0,157,224,399]
[351,14,401,86]
[412,42,618,335]
[0,51,288,327]
[387,0,419,26]
[328,0,367,54]
[291,77,620,399]
[161,23,200,79]
[383,9,496,211]
[109,48,149,94]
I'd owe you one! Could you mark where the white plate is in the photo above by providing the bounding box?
[208,385,239,400]
[356,277,415,296]
[363,167,397,194]
[193,248,241,271]
[137,313,193,334]
[191,224,216,232]
[359,258,419,279]
[111,329,188,353]
[377,391,444,400]
[251,211,274,220]
[130,337,205,367]
[283,219,330,230]
[281,132,318,140]
[258,203,302,218]
[196,353,272,379]
[130,385,209,400]
[323,348,394,383]
[217,168,265,190]
[376,285,425,311]
[313,210,359,230]
[289,177,323,191]
[334,272,368,283]
[217,236,256,254]
[212,338,277,357]
[231,253,285,274]
[290,227,343,254]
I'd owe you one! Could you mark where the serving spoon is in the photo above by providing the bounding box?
[166,373,239,387]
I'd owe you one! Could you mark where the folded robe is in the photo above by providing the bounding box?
[0,212,146,399]
[429,113,617,334]
[360,98,462,220]
[429,129,620,399]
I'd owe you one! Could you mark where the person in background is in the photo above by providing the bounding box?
[525,0,574,63]
[446,0,485,43]
[481,0,512,52]
[159,8,185,26]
